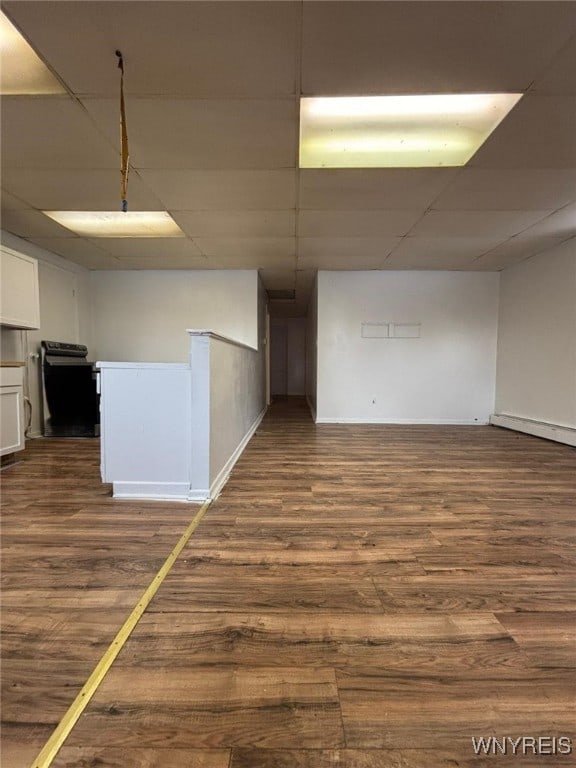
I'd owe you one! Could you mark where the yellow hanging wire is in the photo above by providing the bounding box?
[116,50,129,212]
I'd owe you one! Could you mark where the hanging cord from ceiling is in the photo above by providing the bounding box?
[116,50,129,212]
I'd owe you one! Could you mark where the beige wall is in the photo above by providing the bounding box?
[496,238,576,428]
[305,275,318,417]
[90,269,259,363]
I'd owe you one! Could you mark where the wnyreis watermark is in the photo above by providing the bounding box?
[471,736,572,756]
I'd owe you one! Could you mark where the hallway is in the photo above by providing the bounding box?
[2,398,575,767]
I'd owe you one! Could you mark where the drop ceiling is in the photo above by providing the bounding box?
[1,1,575,317]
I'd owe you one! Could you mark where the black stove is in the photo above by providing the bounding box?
[41,341,99,437]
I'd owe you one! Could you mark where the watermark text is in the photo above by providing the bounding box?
[471,736,572,756]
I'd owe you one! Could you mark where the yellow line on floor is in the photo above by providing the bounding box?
[29,500,211,768]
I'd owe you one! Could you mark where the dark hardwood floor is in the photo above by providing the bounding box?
[1,397,575,767]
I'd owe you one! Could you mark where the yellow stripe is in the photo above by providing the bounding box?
[29,501,210,768]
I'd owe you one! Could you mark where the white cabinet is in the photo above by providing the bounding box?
[0,367,25,456]
[0,246,40,329]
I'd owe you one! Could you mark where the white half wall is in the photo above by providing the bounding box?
[99,362,193,500]
[99,324,266,502]
[495,238,576,433]
[90,269,259,362]
[316,270,500,424]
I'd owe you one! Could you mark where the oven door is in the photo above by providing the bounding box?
[41,357,99,437]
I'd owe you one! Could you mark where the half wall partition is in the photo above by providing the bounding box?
[97,330,266,502]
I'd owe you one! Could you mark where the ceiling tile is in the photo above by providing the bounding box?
[99,256,213,271]
[301,2,576,95]
[0,97,119,169]
[470,94,576,169]
[471,235,568,270]
[28,237,122,270]
[385,237,505,268]
[1,189,29,210]
[84,98,297,170]
[138,170,296,210]
[433,169,576,211]
[194,238,295,259]
[531,36,576,95]
[299,169,457,210]
[204,254,297,270]
[298,253,387,271]
[172,210,295,238]
[2,2,575,285]
[517,203,576,239]
[3,2,299,97]
[86,238,204,259]
[1,169,163,210]
[1,209,76,238]
[299,237,399,262]
[410,210,553,239]
[299,210,422,237]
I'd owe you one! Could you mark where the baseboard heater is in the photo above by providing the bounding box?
[490,413,576,447]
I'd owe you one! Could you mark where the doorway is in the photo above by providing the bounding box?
[269,318,306,398]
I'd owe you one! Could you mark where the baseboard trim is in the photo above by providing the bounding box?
[490,413,576,447]
[316,417,489,425]
[205,406,267,502]
[188,487,211,503]
[112,481,192,501]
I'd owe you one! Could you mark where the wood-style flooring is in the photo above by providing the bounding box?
[1,397,575,767]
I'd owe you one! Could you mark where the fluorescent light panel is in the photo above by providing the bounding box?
[300,94,523,168]
[44,211,185,238]
[0,10,65,95]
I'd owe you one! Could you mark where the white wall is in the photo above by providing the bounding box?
[305,276,318,417]
[495,239,576,429]
[270,317,306,396]
[317,270,500,423]
[90,269,259,362]
[0,231,92,437]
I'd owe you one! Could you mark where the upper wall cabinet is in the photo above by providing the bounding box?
[0,246,40,329]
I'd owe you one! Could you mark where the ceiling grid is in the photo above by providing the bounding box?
[1,1,575,315]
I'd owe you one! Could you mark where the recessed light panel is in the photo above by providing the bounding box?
[0,10,65,95]
[44,211,186,238]
[299,94,523,168]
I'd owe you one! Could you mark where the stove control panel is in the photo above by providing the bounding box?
[42,341,88,357]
